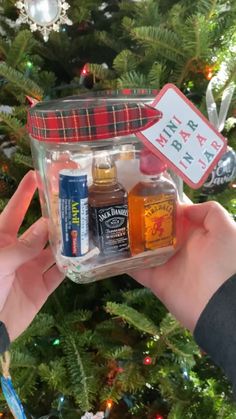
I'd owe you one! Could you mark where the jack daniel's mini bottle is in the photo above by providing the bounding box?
[89,152,129,256]
[128,148,177,255]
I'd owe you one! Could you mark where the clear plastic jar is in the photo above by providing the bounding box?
[28,90,183,284]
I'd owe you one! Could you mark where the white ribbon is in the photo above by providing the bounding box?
[206,76,235,132]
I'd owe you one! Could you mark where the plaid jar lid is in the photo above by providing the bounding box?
[27,90,162,143]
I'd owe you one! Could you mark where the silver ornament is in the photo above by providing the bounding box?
[15,0,72,42]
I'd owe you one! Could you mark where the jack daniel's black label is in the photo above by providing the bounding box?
[91,204,129,255]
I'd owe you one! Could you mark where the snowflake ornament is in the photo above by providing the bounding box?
[15,0,72,42]
[81,412,104,419]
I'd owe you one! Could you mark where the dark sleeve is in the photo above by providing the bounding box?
[0,321,10,354]
[194,274,236,394]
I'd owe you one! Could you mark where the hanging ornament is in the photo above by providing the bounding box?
[202,146,236,195]
[201,75,236,194]
[1,352,27,419]
[81,412,104,419]
[206,75,235,133]
[15,0,72,42]
[106,360,124,386]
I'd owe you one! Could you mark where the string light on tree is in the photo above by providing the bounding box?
[25,60,33,77]
[1,164,9,173]
[204,65,214,80]
[79,63,91,86]
[183,368,189,380]
[26,60,33,69]
[104,400,113,418]
[143,356,152,365]
[81,64,90,77]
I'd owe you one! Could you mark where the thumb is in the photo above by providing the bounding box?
[0,218,48,275]
[184,201,235,233]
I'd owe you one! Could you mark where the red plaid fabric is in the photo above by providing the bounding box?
[27,100,162,143]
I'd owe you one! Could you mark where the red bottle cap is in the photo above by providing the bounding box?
[140,147,167,175]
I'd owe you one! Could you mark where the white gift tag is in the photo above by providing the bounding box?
[137,84,227,188]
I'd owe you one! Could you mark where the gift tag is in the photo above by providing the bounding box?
[137,84,227,188]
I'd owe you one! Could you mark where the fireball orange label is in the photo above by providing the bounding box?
[144,197,175,249]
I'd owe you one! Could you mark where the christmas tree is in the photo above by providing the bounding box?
[0,0,235,418]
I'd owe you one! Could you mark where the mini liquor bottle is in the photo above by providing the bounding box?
[89,152,129,256]
[128,148,177,255]
[115,144,142,192]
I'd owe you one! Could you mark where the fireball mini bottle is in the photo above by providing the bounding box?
[128,148,177,255]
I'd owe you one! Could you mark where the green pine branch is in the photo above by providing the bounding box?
[95,30,122,53]
[168,402,187,419]
[134,0,162,26]
[0,37,8,57]
[38,359,69,393]
[100,385,123,404]
[10,350,37,370]
[103,345,133,360]
[105,302,160,335]
[0,198,9,211]
[7,30,39,69]
[121,17,136,34]
[147,62,167,89]
[12,313,55,346]
[88,63,111,82]
[131,26,185,63]
[12,152,33,168]
[117,70,148,88]
[122,287,154,303]
[115,363,146,392]
[64,309,93,325]
[113,50,139,74]
[159,313,181,337]
[62,332,99,411]
[0,62,43,100]
[0,111,26,141]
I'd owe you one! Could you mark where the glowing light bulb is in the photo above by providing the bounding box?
[106,400,112,409]
[26,61,33,68]
[143,356,152,365]
[81,64,90,76]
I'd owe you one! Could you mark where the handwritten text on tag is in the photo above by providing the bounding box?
[137,84,227,188]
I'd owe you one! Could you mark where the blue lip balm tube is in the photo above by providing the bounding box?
[59,169,89,257]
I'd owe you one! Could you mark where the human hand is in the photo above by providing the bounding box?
[130,201,236,332]
[0,171,64,342]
